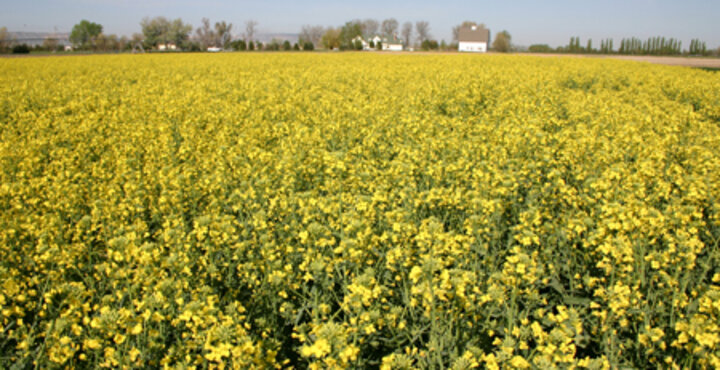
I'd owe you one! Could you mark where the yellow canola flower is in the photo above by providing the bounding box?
[301,338,332,358]
[510,355,531,369]
[2,52,720,369]
[84,339,102,350]
[131,322,143,335]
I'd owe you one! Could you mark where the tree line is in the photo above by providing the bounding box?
[529,36,715,56]
[4,17,719,57]
[1,17,516,54]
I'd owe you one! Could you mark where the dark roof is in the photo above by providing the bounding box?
[458,26,489,43]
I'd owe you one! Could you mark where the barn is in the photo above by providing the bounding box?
[458,25,490,52]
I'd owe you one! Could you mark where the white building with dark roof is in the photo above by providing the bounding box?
[458,25,490,52]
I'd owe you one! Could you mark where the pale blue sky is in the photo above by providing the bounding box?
[2,0,718,48]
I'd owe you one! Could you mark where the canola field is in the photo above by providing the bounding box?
[1,53,720,369]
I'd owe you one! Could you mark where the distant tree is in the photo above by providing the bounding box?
[299,25,325,48]
[244,20,258,43]
[12,44,30,54]
[567,36,584,53]
[303,41,314,51]
[586,39,593,53]
[169,19,193,49]
[415,21,430,46]
[248,41,255,51]
[369,40,375,49]
[94,33,109,51]
[0,27,9,53]
[283,40,292,50]
[362,19,379,37]
[255,41,263,50]
[420,39,439,51]
[42,37,59,52]
[339,20,363,49]
[142,17,192,50]
[440,40,448,51]
[231,39,247,51]
[116,35,129,51]
[401,22,413,48]
[195,18,216,49]
[381,18,399,37]
[492,30,511,52]
[293,43,300,50]
[70,20,103,49]
[214,21,233,49]
[528,44,552,53]
[600,39,614,54]
[376,41,382,50]
[689,38,707,56]
[266,39,281,51]
[129,33,144,52]
[322,27,341,50]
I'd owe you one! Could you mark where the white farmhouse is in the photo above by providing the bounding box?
[157,43,178,51]
[351,35,370,50]
[381,36,404,51]
[458,25,490,52]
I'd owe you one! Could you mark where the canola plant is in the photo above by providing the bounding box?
[1,53,719,368]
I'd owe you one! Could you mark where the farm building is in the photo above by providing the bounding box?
[352,36,370,50]
[458,25,490,52]
[381,37,404,51]
[157,43,177,51]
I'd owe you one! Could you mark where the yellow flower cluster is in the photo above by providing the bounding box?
[1,53,719,368]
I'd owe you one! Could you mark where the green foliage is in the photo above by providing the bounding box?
[303,42,314,51]
[492,30,512,52]
[420,39,439,51]
[567,36,583,53]
[232,39,247,51]
[689,39,708,56]
[0,27,10,53]
[283,40,292,51]
[599,39,614,54]
[70,20,103,49]
[321,27,340,50]
[340,20,363,49]
[528,44,553,53]
[11,44,30,54]
[266,40,281,51]
[140,17,192,50]
[618,36,681,55]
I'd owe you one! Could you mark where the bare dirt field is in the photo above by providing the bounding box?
[512,52,720,69]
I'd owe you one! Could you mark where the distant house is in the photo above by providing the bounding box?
[207,47,222,52]
[352,36,370,50]
[458,25,490,52]
[353,35,404,51]
[157,43,178,51]
[381,36,404,51]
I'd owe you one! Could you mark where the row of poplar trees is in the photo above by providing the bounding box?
[565,36,709,56]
